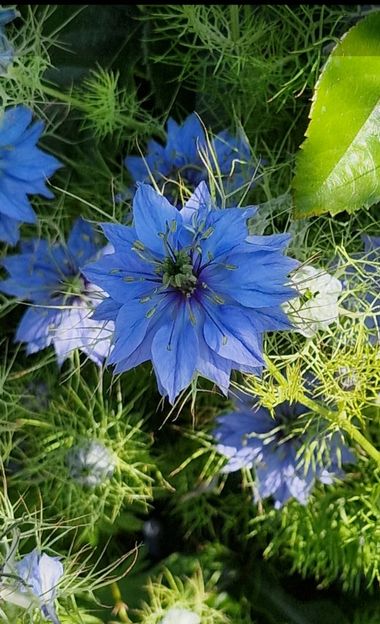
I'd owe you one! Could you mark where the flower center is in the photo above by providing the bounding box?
[51,272,86,302]
[62,273,84,296]
[161,250,197,295]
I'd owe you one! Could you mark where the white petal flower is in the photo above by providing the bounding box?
[160,606,201,624]
[284,265,342,337]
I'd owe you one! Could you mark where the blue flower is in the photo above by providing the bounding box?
[125,113,256,206]
[214,390,354,508]
[83,182,297,404]
[15,549,63,624]
[0,218,113,365]
[0,6,18,74]
[0,106,61,245]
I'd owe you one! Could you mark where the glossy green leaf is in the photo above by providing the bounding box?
[293,11,380,218]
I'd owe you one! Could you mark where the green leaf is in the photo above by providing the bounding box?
[293,11,380,218]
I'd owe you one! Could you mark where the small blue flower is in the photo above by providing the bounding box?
[15,549,63,624]
[0,218,113,365]
[0,6,19,75]
[214,390,354,508]
[0,106,61,245]
[83,182,297,404]
[125,113,256,206]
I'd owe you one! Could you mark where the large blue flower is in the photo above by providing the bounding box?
[214,390,354,508]
[0,6,18,74]
[0,106,61,245]
[83,182,297,404]
[125,113,255,206]
[0,219,113,365]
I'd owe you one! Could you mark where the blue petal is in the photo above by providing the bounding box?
[125,138,168,184]
[108,300,157,365]
[16,307,58,354]
[67,218,98,265]
[166,113,205,164]
[180,182,214,236]
[100,222,136,251]
[198,206,256,262]
[202,302,265,369]
[0,213,20,244]
[113,329,154,373]
[0,106,32,144]
[91,297,122,321]
[82,252,157,303]
[0,186,37,222]
[0,7,19,26]
[196,333,231,394]
[151,303,199,403]
[133,184,181,256]
[124,155,151,183]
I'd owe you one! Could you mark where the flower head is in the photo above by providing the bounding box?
[0,6,18,74]
[214,390,354,508]
[0,218,113,364]
[161,607,201,624]
[0,106,61,244]
[66,440,116,487]
[125,113,256,206]
[83,182,297,403]
[283,264,342,337]
[15,549,63,624]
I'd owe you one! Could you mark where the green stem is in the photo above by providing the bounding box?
[40,82,165,139]
[301,395,380,465]
[229,5,240,42]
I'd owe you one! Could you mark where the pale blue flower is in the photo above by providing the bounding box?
[214,390,354,508]
[15,550,63,624]
[0,219,113,364]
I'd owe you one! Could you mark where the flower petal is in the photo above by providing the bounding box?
[151,303,198,403]
[133,184,181,256]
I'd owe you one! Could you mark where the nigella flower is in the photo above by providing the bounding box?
[15,549,63,624]
[83,182,297,404]
[214,390,354,508]
[0,6,18,74]
[0,218,113,365]
[66,440,116,487]
[125,112,256,206]
[283,264,342,337]
[0,106,61,245]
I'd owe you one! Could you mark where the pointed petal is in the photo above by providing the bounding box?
[133,184,181,256]
[151,303,198,403]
